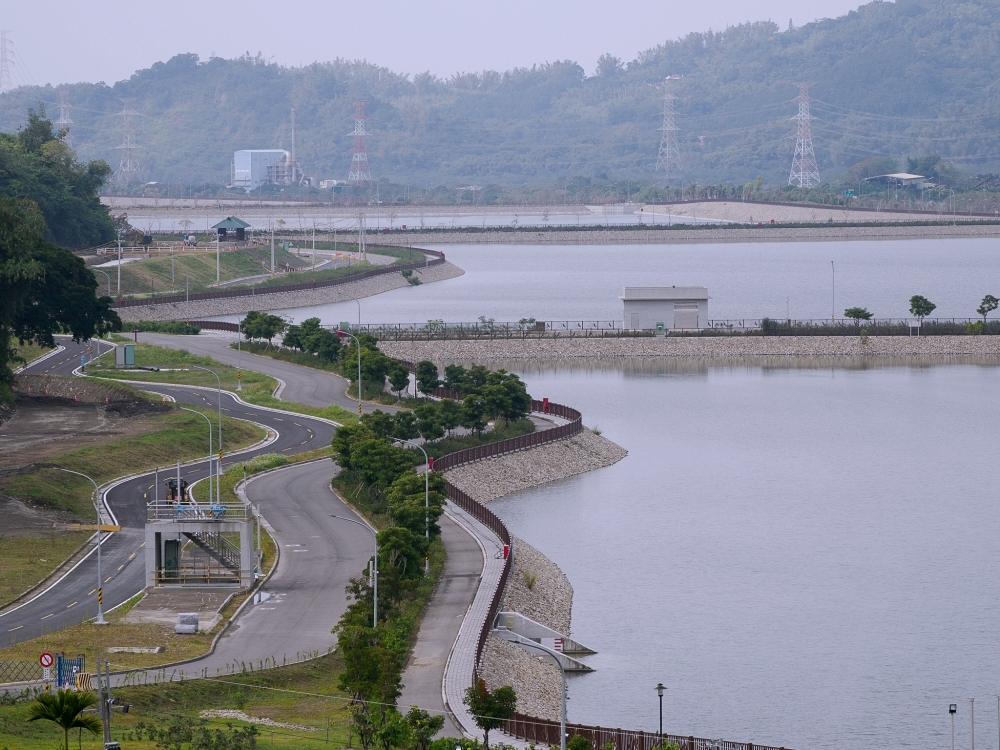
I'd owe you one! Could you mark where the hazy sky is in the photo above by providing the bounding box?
[6,0,868,87]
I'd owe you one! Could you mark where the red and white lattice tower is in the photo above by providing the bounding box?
[113,98,142,186]
[347,101,373,187]
[0,32,13,95]
[788,82,820,188]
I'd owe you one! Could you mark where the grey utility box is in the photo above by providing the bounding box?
[114,344,135,368]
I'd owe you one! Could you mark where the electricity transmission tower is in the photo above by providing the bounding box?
[113,98,142,187]
[0,31,13,95]
[56,90,73,147]
[347,101,373,187]
[655,75,682,184]
[788,82,820,188]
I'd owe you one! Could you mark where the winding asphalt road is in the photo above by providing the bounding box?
[1,338,335,644]
[10,334,485,736]
[140,331,398,414]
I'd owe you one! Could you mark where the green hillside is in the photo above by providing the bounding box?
[2,0,997,190]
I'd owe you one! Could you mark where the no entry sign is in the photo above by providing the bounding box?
[39,652,54,668]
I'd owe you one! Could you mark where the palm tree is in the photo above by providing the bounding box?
[26,689,102,750]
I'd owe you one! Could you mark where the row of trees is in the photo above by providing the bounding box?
[843,295,1000,324]
[416,362,532,426]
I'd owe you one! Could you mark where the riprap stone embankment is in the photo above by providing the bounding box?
[446,429,626,720]
[382,334,1000,361]
[116,262,464,323]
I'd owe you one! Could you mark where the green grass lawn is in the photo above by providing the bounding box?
[0,652,358,749]
[12,339,53,368]
[92,338,358,425]
[0,532,93,609]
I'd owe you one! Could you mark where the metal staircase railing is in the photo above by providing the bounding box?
[183,531,241,572]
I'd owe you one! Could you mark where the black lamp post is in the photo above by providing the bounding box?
[656,683,666,747]
[950,704,957,750]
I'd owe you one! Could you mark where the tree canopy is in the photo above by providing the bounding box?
[0,106,114,249]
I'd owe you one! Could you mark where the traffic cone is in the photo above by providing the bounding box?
[73,394,78,402]
[105,396,109,405]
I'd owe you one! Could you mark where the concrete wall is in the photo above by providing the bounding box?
[623,298,709,329]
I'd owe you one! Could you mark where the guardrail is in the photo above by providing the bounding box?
[109,248,445,309]
[147,502,251,521]
[504,714,790,750]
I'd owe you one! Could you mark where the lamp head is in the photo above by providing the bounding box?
[656,683,666,697]
[950,704,957,714]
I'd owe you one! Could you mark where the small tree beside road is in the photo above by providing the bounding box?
[463,679,517,750]
[26,689,102,750]
[909,295,936,321]
[415,361,440,395]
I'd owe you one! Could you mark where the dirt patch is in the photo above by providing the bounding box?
[0,495,87,537]
[0,396,167,472]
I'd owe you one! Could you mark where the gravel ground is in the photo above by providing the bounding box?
[447,430,626,720]
[382,335,1000,361]
[115,261,464,322]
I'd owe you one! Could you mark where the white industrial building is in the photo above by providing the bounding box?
[622,287,710,330]
[231,149,298,191]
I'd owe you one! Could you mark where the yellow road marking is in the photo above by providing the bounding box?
[117,565,124,571]
[300,440,307,445]
[128,552,137,561]
[139,542,146,548]
[40,613,54,620]
[104,576,112,583]
[88,588,97,595]
[294,422,302,426]
[67,601,77,608]
[8,626,22,632]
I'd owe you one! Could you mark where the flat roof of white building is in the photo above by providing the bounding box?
[622,286,710,301]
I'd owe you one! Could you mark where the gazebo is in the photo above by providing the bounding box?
[211,216,251,241]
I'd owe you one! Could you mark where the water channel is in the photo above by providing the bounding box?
[267,239,1000,749]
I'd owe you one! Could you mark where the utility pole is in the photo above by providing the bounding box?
[655,75,683,185]
[788,82,820,188]
[357,212,366,262]
[270,228,275,275]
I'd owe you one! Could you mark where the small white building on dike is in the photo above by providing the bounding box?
[622,286,710,330]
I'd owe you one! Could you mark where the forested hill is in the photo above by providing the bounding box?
[2,0,998,190]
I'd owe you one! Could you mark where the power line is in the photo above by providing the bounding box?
[655,75,682,185]
[788,82,820,188]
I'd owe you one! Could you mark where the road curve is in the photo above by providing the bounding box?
[2,338,335,644]
[139,331,398,414]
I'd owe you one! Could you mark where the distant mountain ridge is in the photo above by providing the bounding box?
[0,0,996,189]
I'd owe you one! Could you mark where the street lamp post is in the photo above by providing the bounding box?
[330,514,377,626]
[830,260,835,324]
[656,683,666,747]
[950,704,957,750]
[337,329,363,416]
[393,438,430,573]
[495,633,566,750]
[236,323,243,391]
[188,365,223,504]
[94,269,112,298]
[54,468,106,624]
[180,407,213,505]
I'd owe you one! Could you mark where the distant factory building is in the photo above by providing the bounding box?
[231,149,298,191]
[622,286,710,330]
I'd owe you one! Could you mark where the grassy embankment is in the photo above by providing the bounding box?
[0,383,265,610]
[93,243,425,299]
[12,339,54,367]
[0,652,362,749]
[89,337,358,425]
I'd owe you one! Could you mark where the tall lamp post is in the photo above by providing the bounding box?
[950,704,957,750]
[656,683,666,747]
[188,365,223,504]
[94,269,112,298]
[331,514,377,626]
[180,407,214,505]
[337,329,363,416]
[492,631,566,750]
[393,438,430,572]
[54,468,106,624]
[830,260,835,324]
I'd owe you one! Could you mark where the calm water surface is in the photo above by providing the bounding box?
[259,239,1000,748]
[494,361,1000,750]
[265,237,1000,324]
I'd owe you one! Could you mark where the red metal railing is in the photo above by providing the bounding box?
[110,249,445,309]
[504,714,789,750]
